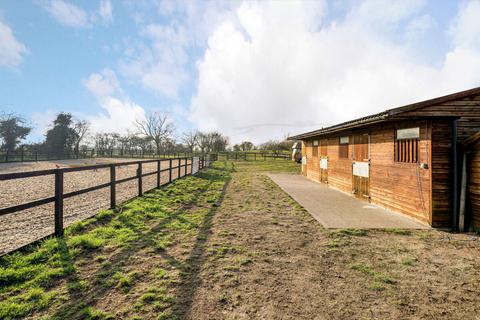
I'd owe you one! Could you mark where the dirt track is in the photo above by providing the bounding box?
[0,158,189,255]
[177,162,480,319]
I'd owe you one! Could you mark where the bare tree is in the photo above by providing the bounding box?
[197,132,209,153]
[240,141,254,151]
[94,133,117,155]
[197,131,229,153]
[72,120,89,155]
[209,131,228,152]
[136,112,174,155]
[182,130,199,153]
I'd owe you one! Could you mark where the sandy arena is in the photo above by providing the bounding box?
[0,158,191,255]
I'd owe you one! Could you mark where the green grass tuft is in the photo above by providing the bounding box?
[350,263,396,285]
[384,228,412,236]
[334,229,368,237]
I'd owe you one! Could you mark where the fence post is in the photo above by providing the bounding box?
[169,159,173,183]
[110,164,116,209]
[178,158,181,178]
[137,162,143,196]
[54,170,64,236]
[157,160,161,188]
[191,157,194,175]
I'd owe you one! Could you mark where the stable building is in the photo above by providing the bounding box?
[289,87,480,229]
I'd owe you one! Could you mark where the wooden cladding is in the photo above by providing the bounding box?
[468,140,480,229]
[353,134,369,161]
[339,136,349,159]
[312,146,319,157]
[395,138,419,163]
[320,139,328,156]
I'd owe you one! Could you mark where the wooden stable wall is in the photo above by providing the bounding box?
[303,120,433,224]
[400,93,480,143]
[369,121,431,224]
[468,140,480,229]
[430,120,454,228]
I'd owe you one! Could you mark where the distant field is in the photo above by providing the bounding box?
[0,158,184,255]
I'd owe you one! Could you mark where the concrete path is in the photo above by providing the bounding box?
[267,173,430,229]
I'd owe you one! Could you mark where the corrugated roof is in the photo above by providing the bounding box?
[289,86,480,140]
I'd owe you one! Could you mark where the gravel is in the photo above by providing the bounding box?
[0,158,191,255]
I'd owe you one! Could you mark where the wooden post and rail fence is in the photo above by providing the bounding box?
[0,155,214,242]
[0,149,291,163]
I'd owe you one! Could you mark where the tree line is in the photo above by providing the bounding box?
[0,111,293,157]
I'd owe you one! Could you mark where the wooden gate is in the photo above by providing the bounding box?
[352,134,370,199]
[319,139,328,183]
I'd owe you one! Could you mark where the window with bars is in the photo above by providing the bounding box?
[395,128,419,163]
[339,136,349,159]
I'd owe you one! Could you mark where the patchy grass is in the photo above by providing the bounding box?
[0,161,231,319]
[333,228,368,237]
[384,228,412,236]
[349,262,397,285]
[1,159,479,319]
[230,159,300,174]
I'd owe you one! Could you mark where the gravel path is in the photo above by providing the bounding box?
[0,158,192,255]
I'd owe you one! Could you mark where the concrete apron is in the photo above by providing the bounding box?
[267,173,430,229]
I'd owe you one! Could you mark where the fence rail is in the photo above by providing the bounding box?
[0,155,216,255]
[0,149,290,163]
[216,151,290,161]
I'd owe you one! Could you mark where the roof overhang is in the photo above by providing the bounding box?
[288,86,480,141]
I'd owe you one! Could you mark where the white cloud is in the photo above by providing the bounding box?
[83,68,121,98]
[97,0,113,24]
[44,0,89,28]
[119,1,236,98]
[189,0,480,144]
[30,108,58,141]
[43,0,113,28]
[405,14,436,41]
[83,69,145,133]
[450,0,480,49]
[0,19,28,68]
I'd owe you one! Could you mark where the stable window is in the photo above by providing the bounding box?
[395,127,419,163]
[339,136,349,159]
[312,140,319,157]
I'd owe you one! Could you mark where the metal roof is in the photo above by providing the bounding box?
[288,86,480,140]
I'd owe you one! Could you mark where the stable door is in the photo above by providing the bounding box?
[352,134,370,200]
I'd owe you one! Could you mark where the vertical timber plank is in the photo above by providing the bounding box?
[110,164,116,209]
[138,162,143,196]
[54,170,64,236]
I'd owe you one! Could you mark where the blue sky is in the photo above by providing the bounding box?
[1,0,479,144]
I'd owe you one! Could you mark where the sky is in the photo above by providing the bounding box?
[0,0,480,144]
